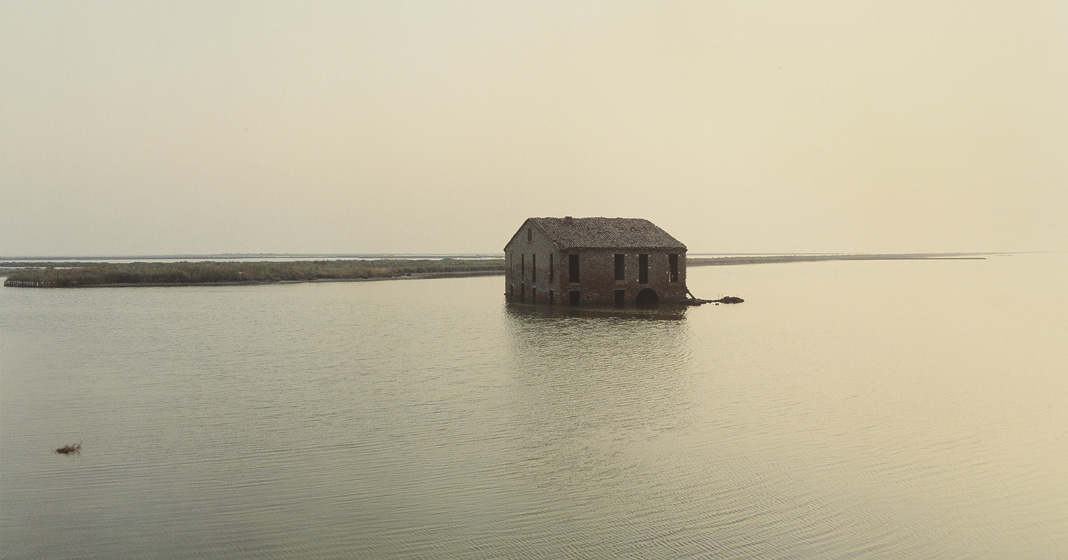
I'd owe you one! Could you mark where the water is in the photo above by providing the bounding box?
[3,254,1067,559]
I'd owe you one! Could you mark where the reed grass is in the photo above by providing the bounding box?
[4,259,504,287]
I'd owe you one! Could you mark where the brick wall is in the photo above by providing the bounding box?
[506,222,688,306]
[561,249,688,305]
[504,223,559,303]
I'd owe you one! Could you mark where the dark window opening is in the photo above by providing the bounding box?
[548,290,554,304]
[568,254,580,283]
[636,288,659,308]
[532,287,537,303]
[531,254,536,282]
[527,228,532,242]
[614,289,625,307]
[521,254,525,278]
[549,254,554,281]
[569,290,581,305]
[669,254,679,283]
[639,254,649,284]
[614,254,625,281]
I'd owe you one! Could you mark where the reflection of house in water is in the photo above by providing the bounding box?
[504,217,690,307]
[504,299,687,321]
[502,302,693,438]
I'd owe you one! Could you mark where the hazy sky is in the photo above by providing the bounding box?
[3,1,1067,256]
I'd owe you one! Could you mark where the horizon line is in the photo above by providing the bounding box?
[1,250,1047,262]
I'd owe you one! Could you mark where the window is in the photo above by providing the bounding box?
[527,228,532,242]
[614,289,625,307]
[639,254,649,284]
[614,254,625,281]
[669,254,679,283]
[568,254,580,283]
[569,290,581,305]
[521,254,525,278]
[531,254,536,282]
[549,254,554,281]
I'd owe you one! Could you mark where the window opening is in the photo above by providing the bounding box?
[614,254,625,281]
[639,254,649,284]
[569,254,580,283]
[669,254,679,283]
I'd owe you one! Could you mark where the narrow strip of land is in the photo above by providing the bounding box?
[687,253,991,266]
[2,259,505,287]
[2,253,991,288]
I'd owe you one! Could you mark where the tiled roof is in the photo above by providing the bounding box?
[528,217,686,250]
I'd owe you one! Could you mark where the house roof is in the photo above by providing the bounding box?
[524,217,686,250]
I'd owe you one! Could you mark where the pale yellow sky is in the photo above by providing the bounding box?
[2,1,1066,256]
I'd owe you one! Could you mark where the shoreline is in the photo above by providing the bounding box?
[2,270,502,288]
[687,252,993,266]
[3,253,994,288]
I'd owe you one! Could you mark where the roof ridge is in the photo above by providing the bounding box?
[522,217,686,250]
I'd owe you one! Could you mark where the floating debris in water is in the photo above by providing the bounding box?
[55,443,81,455]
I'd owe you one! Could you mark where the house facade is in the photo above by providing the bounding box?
[504,217,689,307]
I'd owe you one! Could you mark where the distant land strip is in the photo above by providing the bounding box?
[1,259,505,288]
[2,253,991,288]
[686,253,991,266]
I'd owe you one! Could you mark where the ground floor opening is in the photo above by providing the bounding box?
[635,288,659,308]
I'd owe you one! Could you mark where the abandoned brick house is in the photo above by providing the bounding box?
[504,217,689,307]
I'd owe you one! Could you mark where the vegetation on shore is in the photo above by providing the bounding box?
[3,259,504,287]
[2,253,989,288]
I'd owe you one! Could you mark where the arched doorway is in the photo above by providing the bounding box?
[635,288,659,308]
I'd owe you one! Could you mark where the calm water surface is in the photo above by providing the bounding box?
[3,254,1067,559]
